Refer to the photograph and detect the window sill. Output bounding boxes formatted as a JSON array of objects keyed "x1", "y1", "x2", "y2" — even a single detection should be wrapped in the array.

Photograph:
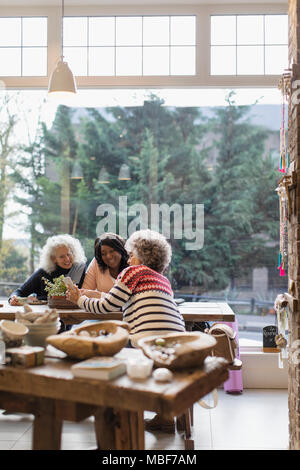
[{"x1": 239, "y1": 347, "x2": 288, "y2": 389}]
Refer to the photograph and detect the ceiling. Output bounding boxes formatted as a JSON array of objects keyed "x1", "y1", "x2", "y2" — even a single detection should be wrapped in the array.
[{"x1": 0, "y1": 0, "x2": 288, "y2": 6}]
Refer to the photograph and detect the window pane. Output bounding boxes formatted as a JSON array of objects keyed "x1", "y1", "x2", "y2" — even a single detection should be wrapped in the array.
[
  {"x1": 23, "y1": 17, "x2": 47, "y2": 46},
  {"x1": 22, "y1": 47, "x2": 47, "y2": 76},
  {"x1": 116, "y1": 46, "x2": 142, "y2": 75},
  {"x1": 237, "y1": 15, "x2": 264, "y2": 45},
  {"x1": 170, "y1": 46, "x2": 195, "y2": 75},
  {"x1": 63, "y1": 47, "x2": 87, "y2": 75},
  {"x1": 116, "y1": 17, "x2": 142, "y2": 46},
  {"x1": 0, "y1": 18, "x2": 21, "y2": 46},
  {"x1": 63, "y1": 17, "x2": 87, "y2": 47},
  {"x1": 265, "y1": 15, "x2": 288, "y2": 45},
  {"x1": 89, "y1": 47, "x2": 115, "y2": 75},
  {"x1": 211, "y1": 46, "x2": 236, "y2": 75},
  {"x1": 211, "y1": 16, "x2": 236, "y2": 45},
  {"x1": 170, "y1": 16, "x2": 195, "y2": 46},
  {"x1": 237, "y1": 46, "x2": 264, "y2": 74},
  {"x1": 143, "y1": 46, "x2": 169, "y2": 75},
  {"x1": 89, "y1": 17, "x2": 115, "y2": 46},
  {"x1": 265, "y1": 45, "x2": 288, "y2": 74},
  {"x1": 0, "y1": 48, "x2": 21, "y2": 75},
  {"x1": 143, "y1": 16, "x2": 169, "y2": 46}
]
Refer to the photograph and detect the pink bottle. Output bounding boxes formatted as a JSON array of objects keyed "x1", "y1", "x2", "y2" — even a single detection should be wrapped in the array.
[{"x1": 222, "y1": 320, "x2": 243, "y2": 393}]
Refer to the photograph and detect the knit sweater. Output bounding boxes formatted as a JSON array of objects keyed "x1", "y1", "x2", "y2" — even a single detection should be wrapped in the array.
[{"x1": 78, "y1": 264, "x2": 185, "y2": 346}]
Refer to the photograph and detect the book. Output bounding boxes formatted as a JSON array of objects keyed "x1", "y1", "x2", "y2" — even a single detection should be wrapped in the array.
[{"x1": 71, "y1": 356, "x2": 126, "y2": 380}]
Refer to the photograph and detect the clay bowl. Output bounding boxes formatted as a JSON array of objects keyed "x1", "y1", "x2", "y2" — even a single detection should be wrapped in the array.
[
  {"x1": 46, "y1": 320, "x2": 130, "y2": 360},
  {"x1": 138, "y1": 331, "x2": 217, "y2": 370},
  {"x1": 0, "y1": 320, "x2": 29, "y2": 347}
]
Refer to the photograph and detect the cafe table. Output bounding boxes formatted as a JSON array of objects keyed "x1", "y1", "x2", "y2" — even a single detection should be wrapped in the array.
[
  {"x1": 0, "y1": 347, "x2": 229, "y2": 450},
  {"x1": 0, "y1": 300, "x2": 235, "y2": 326}
]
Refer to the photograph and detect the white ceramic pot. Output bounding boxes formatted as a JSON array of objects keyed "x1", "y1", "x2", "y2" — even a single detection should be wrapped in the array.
[{"x1": 24, "y1": 321, "x2": 60, "y2": 347}]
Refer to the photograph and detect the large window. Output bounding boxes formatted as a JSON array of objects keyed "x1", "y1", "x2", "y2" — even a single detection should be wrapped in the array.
[
  {"x1": 0, "y1": 17, "x2": 47, "y2": 76},
  {"x1": 63, "y1": 15, "x2": 196, "y2": 76},
  {"x1": 211, "y1": 14, "x2": 288, "y2": 75},
  {"x1": 0, "y1": 88, "x2": 287, "y2": 347}
]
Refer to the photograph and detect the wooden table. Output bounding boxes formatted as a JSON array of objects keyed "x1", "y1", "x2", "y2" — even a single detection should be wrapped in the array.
[
  {"x1": 0, "y1": 348, "x2": 229, "y2": 450},
  {"x1": 0, "y1": 300, "x2": 235, "y2": 325}
]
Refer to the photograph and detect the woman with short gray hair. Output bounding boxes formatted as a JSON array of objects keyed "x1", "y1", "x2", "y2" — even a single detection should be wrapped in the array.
[
  {"x1": 67, "y1": 229, "x2": 185, "y2": 433},
  {"x1": 124, "y1": 229, "x2": 171, "y2": 274}
]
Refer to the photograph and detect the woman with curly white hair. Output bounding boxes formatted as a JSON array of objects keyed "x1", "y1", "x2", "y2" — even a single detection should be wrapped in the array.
[{"x1": 9, "y1": 234, "x2": 86, "y2": 305}]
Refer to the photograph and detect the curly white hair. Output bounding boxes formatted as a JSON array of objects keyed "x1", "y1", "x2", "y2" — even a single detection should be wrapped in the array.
[
  {"x1": 39, "y1": 234, "x2": 86, "y2": 273},
  {"x1": 125, "y1": 229, "x2": 172, "y2": 273}
]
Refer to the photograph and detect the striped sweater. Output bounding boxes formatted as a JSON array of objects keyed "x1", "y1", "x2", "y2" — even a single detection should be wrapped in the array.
[{"x1": 77, "y1": 264, "x2": 186, "y2": 346}]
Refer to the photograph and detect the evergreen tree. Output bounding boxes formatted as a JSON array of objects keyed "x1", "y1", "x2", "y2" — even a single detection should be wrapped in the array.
[{"x1": 209, "y1": 92, "x2": 278, "y2": 289}]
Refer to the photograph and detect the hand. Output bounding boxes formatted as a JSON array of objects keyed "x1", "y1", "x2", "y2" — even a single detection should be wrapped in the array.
[
  {"x1": 79, "y1": 289, "x2": 101, "y2": 299},
  {"x1": 9, "y1": 296, "x2": 22, "y2": 306},
  {"x1": 66, "y1": 284, "x2": 81, "y2": 304}
]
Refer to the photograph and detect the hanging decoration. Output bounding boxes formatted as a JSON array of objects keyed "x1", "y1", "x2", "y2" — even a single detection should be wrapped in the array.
[
  {"x1": 276, "y1": 70, "x2": 292, "y2": 277},
  {"x1": 274, "y1": 294, "x2": 288, "y2": 369},
  {"x1": 276, "y1": 185, "x2": 288, "y2": 277},
  {"x1": 278, "y1": 71, "x2": 291, "y2": 173}
]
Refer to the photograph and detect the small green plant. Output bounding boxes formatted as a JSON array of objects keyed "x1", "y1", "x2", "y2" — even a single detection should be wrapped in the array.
[{"x1": 42, "y1": 275, "x2": 67, "y2": 297}]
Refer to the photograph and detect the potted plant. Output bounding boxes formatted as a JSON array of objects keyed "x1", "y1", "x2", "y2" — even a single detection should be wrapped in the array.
[{"x1": 43, "y1": 275, "x2": 79, "y2": 309}]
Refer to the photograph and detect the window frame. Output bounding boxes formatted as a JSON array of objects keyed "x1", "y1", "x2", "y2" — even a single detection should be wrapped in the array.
[{"x1": 0, "y1": 3, "x2": 287, "y2": 89}]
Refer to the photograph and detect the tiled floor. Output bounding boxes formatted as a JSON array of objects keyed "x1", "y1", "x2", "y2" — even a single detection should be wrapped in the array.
[{"x1": 0, "y1": 389, "x2": 288, "y2": 450}]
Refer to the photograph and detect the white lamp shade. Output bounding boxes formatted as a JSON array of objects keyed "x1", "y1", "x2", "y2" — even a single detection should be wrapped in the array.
[
  {"x1": 71, "y1": 161, "x2": 83, "y2": 179},
  {"x1": 48, "y1": 59, "x2": 77, "y2": 99},
  {"x1": 118, "y1": 164, "x2": 131, "y2": 181},
  {"x1": 98, "y1": 166, "x2": 110, "y2": 184}
]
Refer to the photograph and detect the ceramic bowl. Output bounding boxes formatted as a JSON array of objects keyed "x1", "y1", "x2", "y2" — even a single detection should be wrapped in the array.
[
  {"x1": 138, "y1": 331, "x2": 217, "y2": 370},
  {"x1": 0, "y1": 320, "x2": 29, "y2": 347},
  {"x1": 24, "y1": 320, "x2": 60, "y2": 347},
  {"x1": 126, "y1": 357, "x2": 154, "y2": 379}
]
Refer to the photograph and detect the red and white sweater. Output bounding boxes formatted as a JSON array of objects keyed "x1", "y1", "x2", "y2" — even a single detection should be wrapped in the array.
[{"x1": 78, "y1": 265, "x2": 185, "y2": 346}]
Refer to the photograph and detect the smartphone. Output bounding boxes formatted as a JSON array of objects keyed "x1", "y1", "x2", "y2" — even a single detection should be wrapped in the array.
[{"x1": 63, "y1": 277, "x2": 74, "y2": 289}]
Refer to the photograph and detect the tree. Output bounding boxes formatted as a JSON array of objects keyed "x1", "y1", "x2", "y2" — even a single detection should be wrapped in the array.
[
  {"x1": 42, "y1": 105, "x2": 78, "y2": 234},
  {"x1": 0, "y1": 240, "x2": 28, "y2": 296},
  {"x1": 209, "y1": 92, "x2": 278, "y2": 289},
  {"x1": 0, "y1": 93, "x2": 21, "y2": 250}
]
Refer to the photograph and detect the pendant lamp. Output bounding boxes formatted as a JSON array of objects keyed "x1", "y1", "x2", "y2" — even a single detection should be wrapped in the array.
[
  {"x1": 98, "y1": 166, "x2": 110, "y2": 184},
  {"x1": 48, "y1": 0, "x2": 77, "y2": 99},
  {"x1": 71, "y1": 161, "x2": 83, "y2": 179},
  {"x1": 118, "y1": 163, "x2": 131, "y2": 181}
]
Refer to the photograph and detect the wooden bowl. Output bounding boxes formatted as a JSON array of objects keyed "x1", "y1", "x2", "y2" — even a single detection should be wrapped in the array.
[
  {"x1": 48, "y1": 295, "x2": 80, "y2": 309},
  {"x1": 138, "y1": 332, "x2": 216, "y2": 370},
  {"x1": 46, "y1": 320, "x2": 130, "y2": 359}
]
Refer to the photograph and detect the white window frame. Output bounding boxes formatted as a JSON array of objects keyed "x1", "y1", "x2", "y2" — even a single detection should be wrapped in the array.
[{"x1": 0, "y1": 3, "x2": 287, "y2": 90}]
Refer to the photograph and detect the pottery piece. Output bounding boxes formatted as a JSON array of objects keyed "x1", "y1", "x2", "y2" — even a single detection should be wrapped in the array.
[
  {"x1": 46, "y1": 320, "x2": 130, "y2": 359},
  {"x1": 0, "y1": 320, "x2": 29, "y2": 347},
  {"x1": 138, "y1": 332, "x2": 217, "y2": 370}
]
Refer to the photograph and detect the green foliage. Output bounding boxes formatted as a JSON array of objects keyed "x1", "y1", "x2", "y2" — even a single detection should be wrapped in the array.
[
  {"x1": 42, "y1": 275, "x2": 67, "y2": 297},
  {"x1": 0, "y1": 240, "x2": 28, "y2": 295}
]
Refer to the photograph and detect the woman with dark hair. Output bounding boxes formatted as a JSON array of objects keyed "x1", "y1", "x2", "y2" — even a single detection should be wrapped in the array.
[{"x1": 80, "y1": 232, "x2": 129, "y2": 298}]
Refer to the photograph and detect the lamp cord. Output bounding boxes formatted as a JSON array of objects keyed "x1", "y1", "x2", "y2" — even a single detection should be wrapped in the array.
[{"x1": 61, "y1": 0, "x2": 64, "y2": 59}]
